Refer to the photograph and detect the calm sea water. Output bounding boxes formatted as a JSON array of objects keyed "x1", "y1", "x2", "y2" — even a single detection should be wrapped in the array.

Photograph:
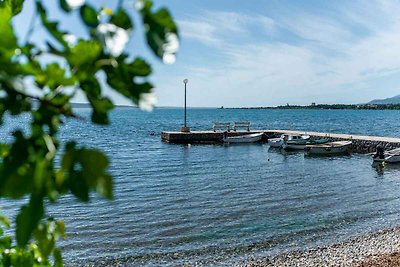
[{"x1": 2, "y1": 108, "x2": 400, "y2": 265}]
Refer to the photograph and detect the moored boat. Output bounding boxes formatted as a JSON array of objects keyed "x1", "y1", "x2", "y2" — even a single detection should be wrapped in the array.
[
  {"x1": 281, "y1": 134, "x2": 310, "y2": 150},
  {"x1": 373, "y1": 147, "x2": 400, "y2": 163},
  {"x1": 223, "y1": 132, "x2": 264, "y2": 143},
  {"x1": 305, "y1": 141, "x2": 352, "y2": 155},
  {"x1": 268, "y1": 134, "x2": 285, "y2": 148}
]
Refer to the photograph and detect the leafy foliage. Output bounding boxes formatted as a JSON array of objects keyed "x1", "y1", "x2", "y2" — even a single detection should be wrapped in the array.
[{"x1": 0, "y1": 0, "x2": 178, "y2": 266}]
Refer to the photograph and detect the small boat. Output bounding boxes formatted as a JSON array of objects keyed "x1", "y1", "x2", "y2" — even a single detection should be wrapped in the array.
[
  {"x1": 268, "y1": 134, "x2": 285, "y2": 148},
  {"x1": 269, "y1": 134, "x2": 310, "y2": 149},
  {"x1": 373, "y1": 147, "x2": 400, "y2": 163},
  {"x1": 305, "y1": 141, "x2": 352, "y2": 155},
  {"x1": 281, "y1": 134, "x2": 311, "y2": 150},
  {"x1": 223, "y1": 132, "x2": 264, "y2": 143}
]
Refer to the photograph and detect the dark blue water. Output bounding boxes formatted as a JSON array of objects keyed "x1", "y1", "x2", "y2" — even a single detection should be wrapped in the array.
[{"x1": 2, "y1": 108, "x2": 400, "y2": 265}]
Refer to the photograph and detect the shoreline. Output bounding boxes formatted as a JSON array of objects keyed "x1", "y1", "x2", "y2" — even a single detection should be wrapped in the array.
[
  {"x1": 78, "y1": 226, "x2": 400, "y2": 266},
  {"x1": 240, "y1": 226, "x2": 400, "y2": 267}
]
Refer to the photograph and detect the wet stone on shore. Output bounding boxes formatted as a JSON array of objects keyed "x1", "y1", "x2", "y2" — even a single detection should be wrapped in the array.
[
  {"x1": 239, "y1": 227, "x2": 400, "y2": 267},
  {"x1": 74, "y1": 227, "x2": 400, "y2": 266}
]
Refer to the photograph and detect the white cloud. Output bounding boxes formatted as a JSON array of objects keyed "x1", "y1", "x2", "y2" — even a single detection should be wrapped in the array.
[
  {"x1": 177, "y1": 20, "x2": 223, "y2": 47},
  {"x1": 178, "y1": 11, "x2": 276, "y2": 48},
  {"x1": 281, "y1": 15, "x2": 353, "y2": 47},
  {"x1": 157, "y1": 1, "x2": 400, "y2": 107}
]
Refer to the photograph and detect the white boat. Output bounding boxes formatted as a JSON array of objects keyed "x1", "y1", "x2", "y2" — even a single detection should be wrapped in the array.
[
  {"x1": 223, "y1": 132, "x2": 264, "y2": 143},
  {"x1": 268, "y1": 134, "x2": 285, "y2": 148},
  {"x1": 305, "y1": 141, "x2": 352, "y2": 155},
  {"x1": 281, "y1": 134, "x2": 310, "y2": 150},
  {"x1": 373, "y1": 147, "x2": 400, "y2": 163},
  {"x1": 269, "y1": 134, "x2": 310, "y2": 149}
]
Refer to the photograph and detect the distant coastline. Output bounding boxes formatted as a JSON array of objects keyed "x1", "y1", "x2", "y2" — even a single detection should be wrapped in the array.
[
  {"x1": 71, "y1": 103, "x2": 400, "y2": 110},
  {"x1": 71, "y1": 103, "x2": 135, "y2": 108},
  {"x1": 224, "y1": 104, "x2": 400, "y2": 110}
]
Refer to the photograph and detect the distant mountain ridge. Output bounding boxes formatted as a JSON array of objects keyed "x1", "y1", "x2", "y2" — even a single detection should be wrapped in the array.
[{"x1": 368, "y1": 95, "x2": 400, "y2": 104}]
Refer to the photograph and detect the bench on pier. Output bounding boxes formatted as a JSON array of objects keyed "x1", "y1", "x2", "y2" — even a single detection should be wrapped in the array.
[
  {"x1": 213, "y1": 122, "x2": 231, "y2": 132},
  {"x1": 233, "y1": 122, "x2": 250, "y2": 131}
]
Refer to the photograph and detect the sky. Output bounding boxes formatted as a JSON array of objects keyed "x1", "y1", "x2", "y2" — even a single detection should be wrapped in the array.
[{"x1": 12, "y1": 0, "x2": 400, "y2": 107}]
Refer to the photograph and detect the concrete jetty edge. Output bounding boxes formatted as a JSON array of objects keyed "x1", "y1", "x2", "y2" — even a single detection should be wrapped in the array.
[{"x1": 161, "y1": 130, "x2": 400, "y2": 153}]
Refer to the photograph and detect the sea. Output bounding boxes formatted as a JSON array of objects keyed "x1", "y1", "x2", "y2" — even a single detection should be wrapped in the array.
[{"x1": 2, "y1": 108, "x2": 400, "y2": 266}]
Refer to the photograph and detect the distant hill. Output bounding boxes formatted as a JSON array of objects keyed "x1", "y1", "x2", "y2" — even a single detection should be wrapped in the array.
[{"x1": 368, "y1": 95, "x2": 400, "y2": 104}]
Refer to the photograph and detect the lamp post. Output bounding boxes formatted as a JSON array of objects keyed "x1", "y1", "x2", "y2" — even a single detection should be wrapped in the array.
[{"x1": 181, "y1": 79, "x2": 190, "y2": 132}]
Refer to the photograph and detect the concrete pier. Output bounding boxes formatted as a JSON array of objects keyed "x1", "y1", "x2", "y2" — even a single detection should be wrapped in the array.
[{"x1": 161, "y1": 130, "x2": 400, "y2": 154}]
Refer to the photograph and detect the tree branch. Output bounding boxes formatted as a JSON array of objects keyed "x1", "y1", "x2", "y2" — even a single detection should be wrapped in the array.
[{"x1": 24, "y1": 10, "x2": 38, "y2": 44}]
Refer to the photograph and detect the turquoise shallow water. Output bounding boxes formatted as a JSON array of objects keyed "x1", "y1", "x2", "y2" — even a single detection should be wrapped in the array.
[{"x1": 2, "y1": 108, "x2": 400, "y2": 265}]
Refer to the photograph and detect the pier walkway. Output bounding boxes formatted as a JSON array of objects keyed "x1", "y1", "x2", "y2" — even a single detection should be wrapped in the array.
[{"x1": 161, "y1": 130, "x2": 400, "y2": 153}]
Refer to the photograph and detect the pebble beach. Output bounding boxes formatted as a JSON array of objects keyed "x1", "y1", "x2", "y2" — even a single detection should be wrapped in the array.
[
  {"x1": 241, "y1": 227, "x2": 400, "y2": 267},
  {"x1": 79, "y1": 226, "x2": 400, "y2": 266}
]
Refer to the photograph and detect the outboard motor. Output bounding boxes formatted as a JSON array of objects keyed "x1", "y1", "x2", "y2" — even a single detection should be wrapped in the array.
[
  {"x1": 373, "y1": 145, "x2": 385, "y2": 159},
  {"x1": 223, "y1": 131, "x2": 228, "y2": 141}
]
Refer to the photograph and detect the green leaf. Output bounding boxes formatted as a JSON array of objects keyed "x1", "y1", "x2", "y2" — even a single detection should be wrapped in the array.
[
  {"x1": 59, "y1": 0, "x2": 71, "y2": 12},
  {"x1": 110, "y1": 8, "x2": 133, "y2": 30},
  {"x1": 152, "y1": 8, "x2": 178, "y2": 32},
  {"x1": 35, "y1": 63, "x2": 75, "y2": 90},
  {"x1": 140, "y1": 2, "x2": 179, "y2": 60},
  {"x1": 67, "y1": 40, "x2": 101, "y2": 68},
  {"x1": 60, "y1": 143, "x2": 89, "y2": 201},
  {"x1": 80, "y1": 4, "x2": 99, "y2": 28},
  {"x1": 9, "y1": 247, "x2": 35, "y2": 266},
  {"x1": 66, "y1": 39, "x2": 102, "y2": 81},
  {"x1": 104, "y1": 57, "x2": 153, "y2": 104},
  {"x1": 0, "y1": 215, "x2": 10, "y2": 228},
  {"x1": 0, "y1": 143, "x2": 10, "y2": 158},
  {"x1": 0, "y1": 235, "x2": 12, "y2": 249},
  {"x1": 9, "y1": 0, "x2": 24, "y2": 15},
  {"x1": 0, "y1": 2, "x2": 17, "y2": 50},
  {"x1": 32, "y1": 102, "x2": 68, "y2": 135},
  {"x1": 16, "y1": 196, "x2": 44, "y2": 247},
  {"x1": 33, "y1": 219, "x2": 65, "y2": 261},
  {"x1": 61, "y1": 143, "x2": 113, "y2": 201},
  {"x1": 0, "y1": 0, "x2": 25, "y2": 16},
  {"x1": 0, "y1": 88, "x2": 32, "y2": 116},
  {"x1": 0, "y1": 131, "x2": 33, "y2": 198},
  {"x1": 0, "y1": 0, "x2": 179, "y2": 263},
  {"x1": 78, "y1": 149, "x2": 112, "y2": 199},
  {"x1": 127, "y1": 58, "x2": 152, "y2": 77},
  {"x1": 70, "y1": 169, "x2": 90, "y2": 201},
  {"x1": 53, "y1": 248, "x2": 63, "y2": 267},
  {"x1": 81, "y1": 79, "x2": 114, "y2": 125},
  {"x1": 89, "y1": 97, "x2": 114, "y2": 125}
]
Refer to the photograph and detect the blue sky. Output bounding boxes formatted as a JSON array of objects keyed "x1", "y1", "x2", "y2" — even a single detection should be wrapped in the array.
[{"x1": 13, "y1": 0, "x2": 400, "y2": 107}]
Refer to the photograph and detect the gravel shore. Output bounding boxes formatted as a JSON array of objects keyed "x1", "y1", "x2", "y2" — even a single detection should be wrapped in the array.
[
  {"x1": 240, "y1": 227, "x2": 400, "y2": 267},
  {"x1": 78, "y1": 227, "x2": 400, "y2": 266}
]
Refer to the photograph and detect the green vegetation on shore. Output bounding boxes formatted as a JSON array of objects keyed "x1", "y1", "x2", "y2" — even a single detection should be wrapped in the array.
[{"x1": 0, "y1": 0, "x2": 178, "y2": 266}]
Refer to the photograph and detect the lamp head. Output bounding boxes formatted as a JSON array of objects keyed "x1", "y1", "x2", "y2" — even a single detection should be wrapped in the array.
[{"x1": 183, "y1": 79, "x2": 188, "y2": 84}]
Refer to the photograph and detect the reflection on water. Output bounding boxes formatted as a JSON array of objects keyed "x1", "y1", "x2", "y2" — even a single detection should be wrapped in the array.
[{"x1": 373, "y1": 160, "x2": 400, "y2": 176}]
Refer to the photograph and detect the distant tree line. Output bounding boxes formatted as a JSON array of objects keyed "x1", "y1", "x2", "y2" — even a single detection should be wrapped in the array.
[{"x1": 229, "y1": 104, "x2": 400, "y2": 110}]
